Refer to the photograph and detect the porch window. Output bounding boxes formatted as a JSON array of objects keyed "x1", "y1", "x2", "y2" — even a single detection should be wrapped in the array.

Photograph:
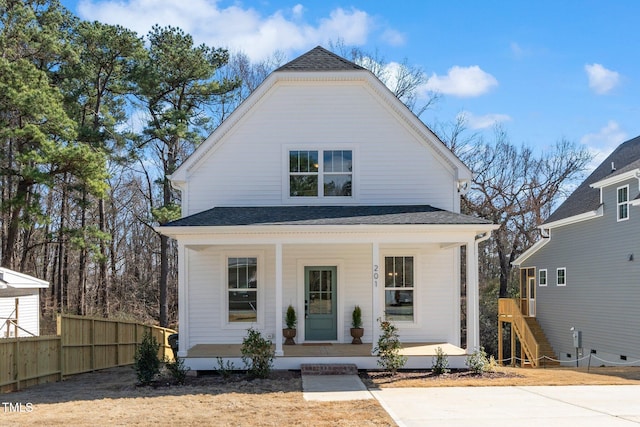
[
  {"x1": 289, "y1": 150, "x2": 352, "y2": 197},
  {"x1": 617, "y1": 185, "x2": 629, "y2": 221},
  {"x1": 539, "y1": 269, "x2": 547, "y2": 286},
  {"x1": 384, "y1": 256, "x2": 414, "y2": 322},
  {"x1": 556, "y1": 267, "x2": 566, "y2": 286},
  {"x1": 228, "y1": 257, "x2": 257, "y2": 322}
]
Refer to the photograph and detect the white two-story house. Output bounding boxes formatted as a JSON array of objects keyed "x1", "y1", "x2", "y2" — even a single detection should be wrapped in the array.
[{"x1": 158, "y1": 46, "x2": 496, "y2": 370}]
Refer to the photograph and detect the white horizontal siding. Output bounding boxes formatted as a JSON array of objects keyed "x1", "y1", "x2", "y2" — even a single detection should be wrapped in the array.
[
  {"x1": 185, "y1": 243, "x2": 460, "y2": 347},
  {"x1": 186, "y1": 81, "x2": 457, "y2": 214},
  {"x1": 0, "y1": 293, "x2": 40, "y2": 337}
]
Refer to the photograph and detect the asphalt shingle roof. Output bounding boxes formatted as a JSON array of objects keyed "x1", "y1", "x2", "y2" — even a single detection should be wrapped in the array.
[
  {"x1": 545, "y1": 135, "x2": 640, "y2": 224},
  {"x1": 275, "y1": 46, "x2": 366, "y2": 72},
  {"x1": 165, "y1": 205, "x2": 492, "y2": 227}
]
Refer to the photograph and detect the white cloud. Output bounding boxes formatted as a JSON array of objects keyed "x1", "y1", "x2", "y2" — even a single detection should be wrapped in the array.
[
  {"x1": 584, "y1": 63, "x2": 620, "y2": 95},
  {"x1": 380, "y1": 29, "x2": 405, "y2": 46},
  {"x1": 76, "y1": 1, "x2": 380, "y2": 61},
  {"x1": 425, "y1": 65, "x2": 498, "y2": 97},
  {"x1": 580, "y1": 120, "x2": 627, "y2": 169},
  {"x1": 457, "y1": 111, "x2": 511, "y2": 130}
]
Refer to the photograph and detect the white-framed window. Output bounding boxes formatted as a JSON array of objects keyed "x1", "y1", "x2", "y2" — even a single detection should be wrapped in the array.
[
  {"x1": 384, "y1": 256, "x2": 414, "y2": 322},
  {"x1": 556, "y1": 267, "x2": 566, "y2": 286},
  {"x1": 539, "y1": 269, "x2": 547, "y2": 286},
  {"x1": 289, "y1": 149, "x2": 352, "y2": 198},
  {"x1": 617, "y1": 185, "x2": 629, "y2": 221},
  {"x1": 227, "y1": 256, "x2": 258, "y2": 323}
]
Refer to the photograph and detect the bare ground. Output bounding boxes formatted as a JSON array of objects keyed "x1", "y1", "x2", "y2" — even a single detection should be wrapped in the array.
[
  {"x1": 3, "y1": 365, "x2": 640, "y2": 426},
  {"x1": 1, "y1": 367, "x2": 393, "y2": 427}
]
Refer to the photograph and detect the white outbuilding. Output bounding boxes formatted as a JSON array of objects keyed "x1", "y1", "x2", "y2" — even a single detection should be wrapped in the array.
[{"x1": 0, "y1": 267, "x2": 49, "y2": 337}]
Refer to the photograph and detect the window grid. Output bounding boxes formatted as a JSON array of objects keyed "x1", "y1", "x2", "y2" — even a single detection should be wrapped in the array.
[
  {"x1": 556, "y1": 267, "x2": 566, "y2": 286},
  {"x1": 617, "y1": 185, "x2": 629, "y2": 221},
  {"x1": 384, "y1": 256, "x2": 414, "y2": 322},
  {"x1": 289, "y1": 149, "x2": 352, "y2": 197},
  {"x1": 228, "y1": 257, "x2": 258, "y2": 323},
  {"x1": 539, "y1": 269, "x2": 547, "y2": 286}
]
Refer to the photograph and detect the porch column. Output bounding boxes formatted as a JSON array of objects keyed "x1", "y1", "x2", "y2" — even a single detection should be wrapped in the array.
[
  {"x1": 177, "y1": 242, "x2": 188, "y2": 357},
  {"x1": 466, "y1": 239, "x2": 480, "y2": 351},
  {"x1": 371, "y1": 242, "x2": 380, "y2": 354},
  {"x1": 275, "y1": 243, "x2": 283, "y2": 356}
]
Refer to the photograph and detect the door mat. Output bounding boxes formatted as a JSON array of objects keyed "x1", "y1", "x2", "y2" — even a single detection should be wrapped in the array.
[{"x1": 302, "y1": 343, "x2": 332, "y2": 346}]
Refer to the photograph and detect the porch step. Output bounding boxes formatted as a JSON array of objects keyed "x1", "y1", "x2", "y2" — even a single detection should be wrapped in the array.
[{"x1": 301, "y1": 363, "x2": 358, "y2": 375}]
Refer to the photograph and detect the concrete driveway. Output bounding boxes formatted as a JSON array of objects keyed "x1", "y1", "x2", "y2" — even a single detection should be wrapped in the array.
[{"x1": 371, "y1": 385, "x2": 640, "y2": 426}]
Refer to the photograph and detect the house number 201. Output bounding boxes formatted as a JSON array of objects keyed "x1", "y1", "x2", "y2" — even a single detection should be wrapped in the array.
[{"x1": 373, "y1": 264, "x2": 379, "y2": 287}]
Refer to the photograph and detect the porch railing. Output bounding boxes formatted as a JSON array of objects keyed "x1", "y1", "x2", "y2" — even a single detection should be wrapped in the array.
[{"x1": 498, "y1": 298, "x2": 540, "y2": 367}]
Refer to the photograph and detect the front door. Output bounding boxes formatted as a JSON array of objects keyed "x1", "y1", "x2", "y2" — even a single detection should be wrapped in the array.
[{"x1": 304, "y1": 266, "x2": 337, "y2": 341}]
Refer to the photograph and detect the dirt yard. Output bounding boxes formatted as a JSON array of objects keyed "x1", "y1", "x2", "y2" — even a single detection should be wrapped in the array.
[
  {"x1": 2, "y1": 365, "x2": 640, "y2": 426},
  {"x1": 1, "y1": 367, "x2": 393, "y2": 426}
]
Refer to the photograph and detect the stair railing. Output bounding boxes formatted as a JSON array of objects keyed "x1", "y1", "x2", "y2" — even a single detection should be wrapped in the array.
[{"x1": 498, "y1": 298, "x2": 540, "y2": 367}]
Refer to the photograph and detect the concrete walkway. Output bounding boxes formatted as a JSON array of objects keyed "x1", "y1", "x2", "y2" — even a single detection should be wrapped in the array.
[
  {"x1": 300, "y1": 376, "x2": 640, "y2": 425},
  {"x1": 371, "y1": 385, "x2": 640, "y2": 426},
  {"x1": 302, "y1": 374, "x2": 373, "y2": 401}
]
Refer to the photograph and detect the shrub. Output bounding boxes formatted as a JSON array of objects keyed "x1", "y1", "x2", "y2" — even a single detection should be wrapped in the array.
[
  {"x1": 466, "y1": 347, "x2": 492, "y2": 374},
  {"x1": 215, "y1": 357, "x2": 236, "y2": 379},
  {"x1": 241, "y1": 327, "x2": 275, "y2": 379},
  {"x1": 165, "y1": 357, "x2": 190, "y2": 385},
  {"x1": 432, "y1": 346, "x2": 450, "y2": 375},
  {"x1": 373, "y1": 319, "x2": 407, "y2": 374},
  {"x1": 134, "y1": 331, "x2": 160, "y2": 385},
  {"x1": 285, "y1": 305, "x2": 297, "y2": 329},
  {"x1": 351, "y1": 305, "x2": 363, "y2": 329}
]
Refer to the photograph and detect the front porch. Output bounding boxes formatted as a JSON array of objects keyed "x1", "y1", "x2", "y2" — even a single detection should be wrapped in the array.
[{"x1": 186, "y1": 342, "x2": 469, "y2": 370}]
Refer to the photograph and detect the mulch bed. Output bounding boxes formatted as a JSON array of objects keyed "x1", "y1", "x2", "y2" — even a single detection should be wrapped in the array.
[{"x1": 360, "y1": 368, "x2": 521, "y2": 387}]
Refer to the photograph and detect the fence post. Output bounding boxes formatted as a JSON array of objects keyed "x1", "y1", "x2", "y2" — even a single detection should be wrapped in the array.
[{"x1": 14, "y1": 337, "x2": 20, "y2": 391}]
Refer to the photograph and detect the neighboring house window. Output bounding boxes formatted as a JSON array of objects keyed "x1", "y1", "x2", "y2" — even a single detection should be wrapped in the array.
[
  {"x1": 539, "y1": 269, "x2": 547, "y2": 286},
  {"x1": 617, "y1": 185, "x2": 629, "y2": 221},
  {"x1": 289, "y1": 150, "x2": 352, "y2": 197},
  {"x1": 228, "y1": 257, "x2": 257, "y2": 322},
  {"x1": 556, "y1": 268, "x2": 566, "y2": 286},
  {"x1": 384, "y1": 256, "x2": 414, "y2": 322}
]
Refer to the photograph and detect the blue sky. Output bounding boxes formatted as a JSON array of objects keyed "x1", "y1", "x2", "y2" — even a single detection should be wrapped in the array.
[{"x1": 61, "y1": 0, "x2": 640, "y2": 166}]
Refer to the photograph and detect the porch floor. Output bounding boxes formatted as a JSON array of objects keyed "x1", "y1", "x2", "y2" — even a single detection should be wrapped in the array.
[{"x1": 186, "y1": 342, "x2": 466, "y2": 358}]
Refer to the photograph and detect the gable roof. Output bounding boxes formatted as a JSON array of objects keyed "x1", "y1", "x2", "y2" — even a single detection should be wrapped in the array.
[
  {"x1": 169, "y1": 46, "x2": 472, "y2": 185},
  {"x1": 545, "y1": 135, "x2": 640, "y2": 224},
  {"x1": 0, "y1": 267, "x2": 49, "y2": 290},
  {"x1": 275, "y1": 46, "x2": 366, "y2": 72},
  {"x1": 165, "y1": 205, "x2": 492, "y2": 227}
]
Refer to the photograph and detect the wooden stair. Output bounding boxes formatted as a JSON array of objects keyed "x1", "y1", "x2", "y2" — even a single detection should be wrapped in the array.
[
  {"x1": 498, "y1": 298, "x2": 559, "y2": 367},
  {"x1": 522, "y1": 317, "x2": 559, "y2": 367}
]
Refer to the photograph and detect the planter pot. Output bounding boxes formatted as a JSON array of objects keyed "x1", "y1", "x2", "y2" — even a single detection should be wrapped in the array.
[
  {"x1": 350, "y1": 327, "x2": 364, "y2": 344},
  {"x1": 283, "y1": 328, "x2": 296, "y2": 345}
]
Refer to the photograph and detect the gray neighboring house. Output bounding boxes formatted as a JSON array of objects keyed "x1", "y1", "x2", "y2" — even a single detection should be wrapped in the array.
[{"x1": 512, "y1": 135, "x2": 640, "y2": 366}]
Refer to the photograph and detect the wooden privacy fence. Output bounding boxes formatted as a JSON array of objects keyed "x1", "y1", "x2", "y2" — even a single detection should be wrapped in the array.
[{"x1": 0, "y1": 314, "x2": 176, "y2": 393}]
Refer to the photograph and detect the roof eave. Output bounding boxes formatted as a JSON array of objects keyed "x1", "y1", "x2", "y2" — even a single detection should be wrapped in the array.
[
  {"x1": 156, "y1": 223, "x2": 498, "y2": 240},
  {"x1": 590, "y1": 169, "x2": 640, "y2": 189},
  {"x1": 541, "y1": 204, "x2": 603, "y2": 230}
]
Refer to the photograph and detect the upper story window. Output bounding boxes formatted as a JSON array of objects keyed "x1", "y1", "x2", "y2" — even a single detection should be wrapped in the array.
[
  {"x1": 556, "y1": 267, "x2": 566, "y2": 286},
  {"x1": 289, "y1": 150, "x2": 352, "y2": 197},
  {"x1": 539, "y1": 269, "x2": 547, "y2": 286},
  {"x1": 617, "y1": 185, "x2": 629, "y2": 221}
]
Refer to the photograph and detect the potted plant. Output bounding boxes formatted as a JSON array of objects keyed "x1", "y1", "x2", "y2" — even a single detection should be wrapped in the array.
[
  {"x1": 350, "y1": 305, "x2": 364, "y2": 344},
  {"x1": 283, "y1": 305, "x2": 297, "y2": 345}
]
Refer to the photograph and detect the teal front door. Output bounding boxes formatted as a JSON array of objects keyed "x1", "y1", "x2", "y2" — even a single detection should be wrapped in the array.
[{"x1": 304, "y1": 266, "x2": 337, "y2": 341}]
